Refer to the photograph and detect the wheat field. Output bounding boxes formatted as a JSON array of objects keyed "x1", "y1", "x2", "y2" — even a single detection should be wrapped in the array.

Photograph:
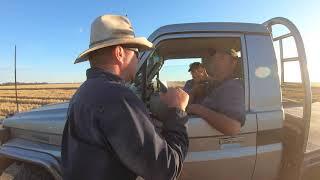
[
  {"x1": 0, "y1": 82, "x2": 319, "y2": 120},
  {"x1": 0, "y1": 83, "x2": 80, "y2": 119}
]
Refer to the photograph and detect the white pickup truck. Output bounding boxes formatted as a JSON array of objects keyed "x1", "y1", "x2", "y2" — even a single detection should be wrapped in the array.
[{"x1": 0, "y1": 17, "x2": 318, "y2": 180}]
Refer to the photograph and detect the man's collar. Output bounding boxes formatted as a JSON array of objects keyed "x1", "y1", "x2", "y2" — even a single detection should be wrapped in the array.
[{"x1": 86, "y1": 67, "x2": 123, "y2": 82}]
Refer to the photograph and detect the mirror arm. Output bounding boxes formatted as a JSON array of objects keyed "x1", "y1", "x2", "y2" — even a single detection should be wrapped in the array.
[{"x1": 141, "y1": 60, "x2": 147, "y2": 103}]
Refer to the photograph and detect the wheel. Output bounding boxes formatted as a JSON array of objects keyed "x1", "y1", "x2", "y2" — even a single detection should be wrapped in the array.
[{"x1": 0, "y1": 162, "x2": 54, "y2": 180}]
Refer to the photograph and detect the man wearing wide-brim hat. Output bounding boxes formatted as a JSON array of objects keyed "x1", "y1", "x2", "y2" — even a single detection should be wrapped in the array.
[{"x1": 61, "y1": 14, "x2": 190, "y2": 180}]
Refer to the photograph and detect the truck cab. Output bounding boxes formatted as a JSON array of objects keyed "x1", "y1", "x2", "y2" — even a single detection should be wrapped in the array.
[{"x1": 0, "y1": 17, "x2": 316, "y2": 180}]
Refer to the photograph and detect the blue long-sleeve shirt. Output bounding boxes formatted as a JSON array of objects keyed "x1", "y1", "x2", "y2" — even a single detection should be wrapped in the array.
[{"x1": 61, "y1": 68, "x2": 189, "y2": 180}]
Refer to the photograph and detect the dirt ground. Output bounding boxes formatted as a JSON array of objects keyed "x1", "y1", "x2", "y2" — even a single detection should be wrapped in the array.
[
  {"x1": 285, "y1": 102, "x2": 320, "y2": 152},
  {"x1": 307, "y1": 103, "x2": 320, "y2": 152}
]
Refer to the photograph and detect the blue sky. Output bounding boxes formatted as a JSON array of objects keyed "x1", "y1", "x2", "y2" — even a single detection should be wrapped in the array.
[{"x1": 0, "y1": 0, "x2": 319, "y2": 83}]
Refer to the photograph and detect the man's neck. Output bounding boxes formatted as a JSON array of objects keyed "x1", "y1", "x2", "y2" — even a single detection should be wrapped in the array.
[{"x1": 92, "y1": 65, "x2": 121, "y2": 78}]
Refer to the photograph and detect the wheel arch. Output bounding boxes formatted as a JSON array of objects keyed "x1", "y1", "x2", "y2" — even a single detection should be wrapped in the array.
[{"x1": 0, "y1": 145, "x2": 62, "y2": 180}]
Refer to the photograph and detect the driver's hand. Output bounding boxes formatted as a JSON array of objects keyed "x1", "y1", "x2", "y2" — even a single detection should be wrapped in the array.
[
  {"x1": 160, "y1": 88, "x2": 189, "y2": 111},
  {"x1": 199, "y1": 70, "x2": 209, "y2": 81}
]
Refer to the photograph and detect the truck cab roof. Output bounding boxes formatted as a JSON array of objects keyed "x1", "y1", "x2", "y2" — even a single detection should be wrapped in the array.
[{"x1": 148, "y1": 22, "x2": 270, "y2": 42}]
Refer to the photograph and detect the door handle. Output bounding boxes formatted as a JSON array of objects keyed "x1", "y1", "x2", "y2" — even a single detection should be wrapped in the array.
[{"x1": 219, "y1": 137, "x2": 244, "y2": 145}]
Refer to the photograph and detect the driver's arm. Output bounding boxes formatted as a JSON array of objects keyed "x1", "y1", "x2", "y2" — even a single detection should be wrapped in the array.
[
  {"x1": 187, "y1": 80, "x2": 245, "y2": 136},
  {"x1": 187, "y1": 104, "x2": 241, "y2": 136}
]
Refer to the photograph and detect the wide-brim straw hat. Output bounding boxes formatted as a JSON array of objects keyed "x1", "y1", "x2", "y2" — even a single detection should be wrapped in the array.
[{"x1": 74, "y1": 14, "x2": 153, "y2": 64}]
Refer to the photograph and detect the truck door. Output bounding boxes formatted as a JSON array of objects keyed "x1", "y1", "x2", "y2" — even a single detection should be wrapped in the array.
[
  {"x1": 263, "y1": 17, "x2": 312, "y2": 180},
  {"x1": 140, "y1": 33, "x2": 257, "y2": 180},
  {"x1": 180, "y1": 36, "x2": 257, "y2": 180}
]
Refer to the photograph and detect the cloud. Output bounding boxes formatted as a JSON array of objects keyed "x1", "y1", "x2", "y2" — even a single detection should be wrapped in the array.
[{"x1": 79, "y1": 27, "x2": 84, "y2": 33}]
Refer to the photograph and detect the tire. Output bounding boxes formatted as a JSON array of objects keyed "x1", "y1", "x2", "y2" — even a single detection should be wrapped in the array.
[{"x1": 0, "y1": 162, "x2": 54, "y2": 180}]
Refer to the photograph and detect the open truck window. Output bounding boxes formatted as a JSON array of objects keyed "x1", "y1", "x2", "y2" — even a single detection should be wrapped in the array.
[{"x1": 148, "y1": 37, "x2": 244, "y2": 94}]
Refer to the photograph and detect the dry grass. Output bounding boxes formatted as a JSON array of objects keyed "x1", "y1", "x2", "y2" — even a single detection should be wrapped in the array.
[
  {"x1": 0, "y1": 102, "x2": 42, "y2": 117},
  {"x1": 0, "y1": 83, "x2": 80, "y2": 90},
  {"x1": 0, "y1": 89, "x2": 76, "y2": 100},
  {"x1": 312, "y1": 82, "x2": 320, "y2": 87},
  {"x1": 282, "y1": 83, "x2": 320, "y2": 104},
  {"x1": 0, "y1": 83, "x2": 80, "y2": 119},
  {"x1": 167, "y1": 81, "x2": 185, "y2": 88}
]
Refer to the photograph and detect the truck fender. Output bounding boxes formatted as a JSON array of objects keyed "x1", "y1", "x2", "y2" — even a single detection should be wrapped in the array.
[{"x1": 0, "y1": 145, "x2": 62, "y2": 180}]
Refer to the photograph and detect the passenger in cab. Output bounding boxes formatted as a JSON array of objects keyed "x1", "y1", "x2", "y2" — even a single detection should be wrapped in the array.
[
  {"x1": 183, "y1": 62, "x2": 209, "y2": 104},
  {"x1": 187, "y1": 49, "x2": 245, "y2": 136}
]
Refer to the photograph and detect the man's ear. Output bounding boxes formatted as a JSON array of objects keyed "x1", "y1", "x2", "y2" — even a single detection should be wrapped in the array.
[{"x1": 113, "y1": 45, "x2": 125, "y2": 66}]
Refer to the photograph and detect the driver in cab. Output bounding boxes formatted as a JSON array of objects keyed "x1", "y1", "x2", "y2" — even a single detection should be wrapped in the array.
[{"x1": 186, "y1": 49, "x2": 245, "y2": 136}]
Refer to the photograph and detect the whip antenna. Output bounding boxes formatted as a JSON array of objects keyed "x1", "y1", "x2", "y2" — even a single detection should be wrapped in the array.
[{"x1": 14, "y1": 45, "x2": 19, "y2": 112}]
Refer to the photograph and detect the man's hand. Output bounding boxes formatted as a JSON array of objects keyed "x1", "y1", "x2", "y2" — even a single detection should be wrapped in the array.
[
  {"x1": 160, "y1": 88, "x2": 189, "y2": 111},
  {"x1": 200, "y1": 70, "x2": 209, "y2": 81}
]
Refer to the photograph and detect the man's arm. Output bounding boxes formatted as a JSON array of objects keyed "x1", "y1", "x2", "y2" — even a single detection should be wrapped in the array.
[
  {"x1": 98, "y1": 88, "x2": 188, "y2": 180},
  {"x1": 188, "y1": 80, "x2": 245, "y2": 136},
  {"x1": 187, "y1": 104, "x2": 241, "y2": 136}
]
